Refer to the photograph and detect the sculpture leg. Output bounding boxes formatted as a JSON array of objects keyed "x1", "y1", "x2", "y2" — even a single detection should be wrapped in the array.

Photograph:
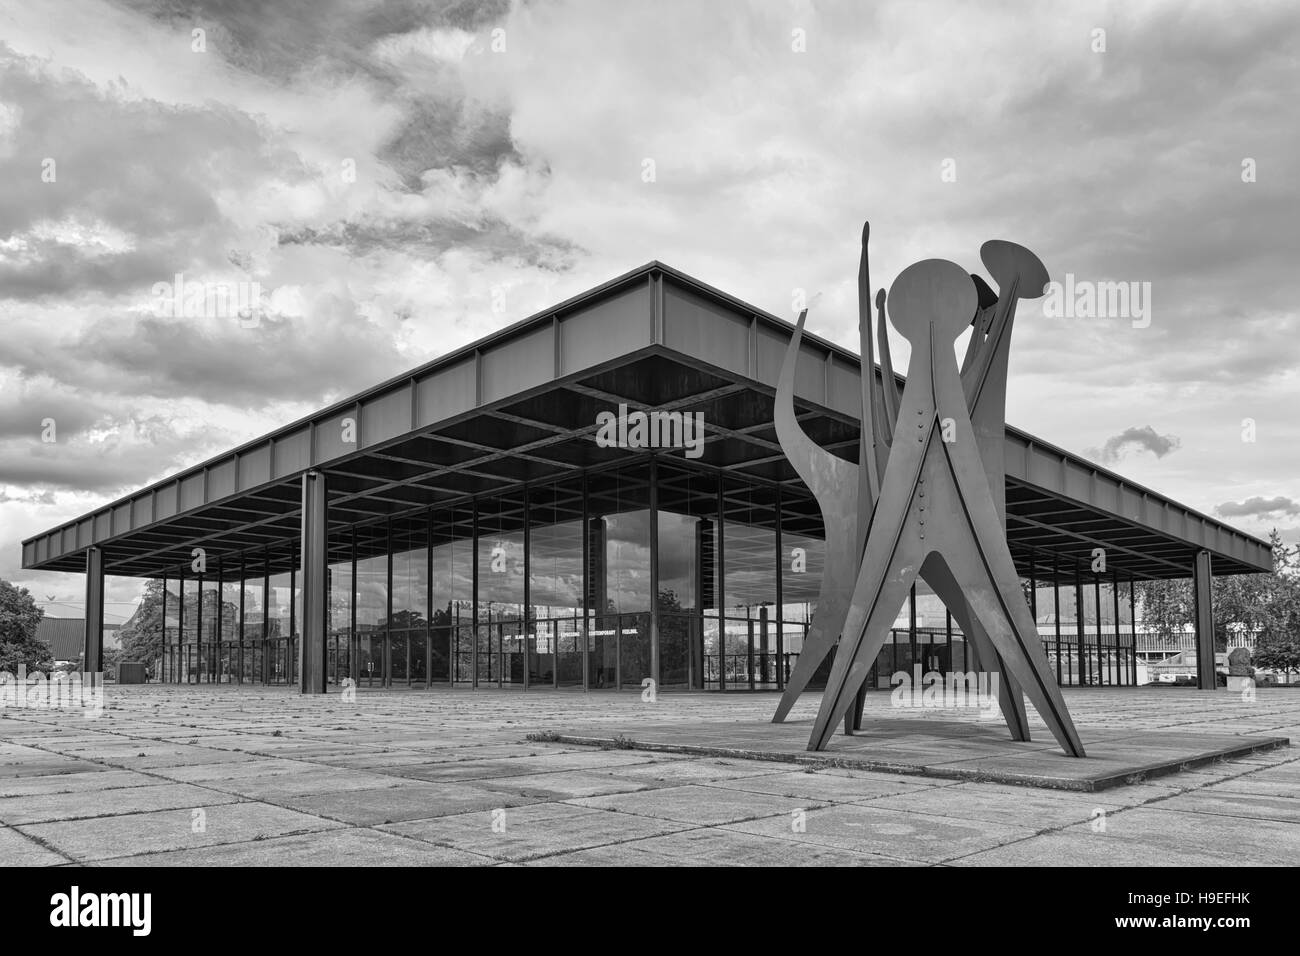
[
  {"x1": 772, "y1": 585, "x2": 851, "y2": 723},
  {"x1": 842, "y1": 681, "x2": 869, "y2": 735},
  {"x1": 922, "y1": 554, "x2": 1029, "y2": 741},
  {"x1": 809, "y1": 557, "x2": 922, "y2": 751},
  {"x1": 963, "y1": 618, "x2": 1030, "y2": 741},
  {"x1": 931, "y1": 542, "x2": 1085, "y2": 757}
]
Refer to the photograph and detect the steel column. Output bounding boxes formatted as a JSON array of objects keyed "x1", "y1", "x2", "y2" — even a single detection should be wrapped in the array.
[
  {"x1": 471, "y1": 499, "x2": 479, "y2": 689},
  {"x1": 84, "y1": 547, "x2": 104, "y2": 682},
  {"x1": 161, "y1": 573, "x2": 169, "y2": 683},
  {"x1": 1053, "y1": 555, "x2": 1061, "y2": 685},
  {"x1": 523, "y1": 487, "x2": 531, "y2": 692},
  {"x1": 581, "y1": 472, "x2": 589, "y2": 693},
  {"x1": 1194, "y1": 550, "x2": 1216, "y2": 690},
  {"x1": 1112, "y1": 569, "x2": 1122, "y2": 686},
  {"x1": 215, "y1": 559, "x2": 224, "y2": 684},
  {"x1": 1129, "y1": 579, "x2": 1138, "y2": 686},
  {"x1": 717, "y1": 477, "x2": 727, "y2": 692},
  {"x1": 1093, "y1": 575, "x2": 1103, "y2": 685},
  {"x1": 299, "y1": 470, "x2": 329, "y2": 693},
  {"x1": 1074, "y1": 563, "x2": 1086, "y2": 685},
  {"x1": 648, "y1": 457, "x2": 660, "y2": 689},
  {"x1": 774, "y1": 484, "x2": 784, "y2": 691}
]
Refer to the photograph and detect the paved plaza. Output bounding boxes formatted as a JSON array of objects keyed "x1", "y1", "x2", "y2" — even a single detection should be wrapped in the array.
[{"x1": 0, "y1": 685, "x2": 1296, "y2": 866}]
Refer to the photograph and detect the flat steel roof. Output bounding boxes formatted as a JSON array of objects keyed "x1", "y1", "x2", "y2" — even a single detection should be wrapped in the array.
[{"x1": 21, "y1": 261, "x2": 1273, "y2": 580}]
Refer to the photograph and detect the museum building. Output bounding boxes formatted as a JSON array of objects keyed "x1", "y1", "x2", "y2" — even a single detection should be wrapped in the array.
[{"x1": 20, "y1": 262, "x2": 1272, "y2": 694}]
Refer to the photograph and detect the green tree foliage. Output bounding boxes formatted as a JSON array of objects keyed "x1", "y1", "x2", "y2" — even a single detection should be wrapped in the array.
[
  {"x1": 1134, "y1": 530, "x2": 1300, "y2": 655},
  {"x1": 117, "y1": 578, "x2": 167, "y2": 665},
  {"x1": 1254, "y1": 636, "x2": 1300, "y2": 680},
  {"x1": 0, "y1": 578, "x2": 54, "y2": 673}
]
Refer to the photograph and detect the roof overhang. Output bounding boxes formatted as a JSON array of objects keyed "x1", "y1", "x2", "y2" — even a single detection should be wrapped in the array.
[{"x1": 22, "y1": 262, "x2": 1273, "y2": 581}]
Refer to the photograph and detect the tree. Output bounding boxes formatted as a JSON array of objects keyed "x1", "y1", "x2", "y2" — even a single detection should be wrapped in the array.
[
  {"x1": 117, "y1": 578, "x2": 167, "y2": 670},
  {"x1": 1134, "y1": 530, "x2": 1300, "y2": 652},
  {"x1": 1133, "y1": 578, "x2": 1192, "y2": 644},
  {"x1": 0, "y1": 579, "x2": 54, "y2": 673},
  {"x1": 1254, "y1": 636, "x2": 1300, "y2": 681}
]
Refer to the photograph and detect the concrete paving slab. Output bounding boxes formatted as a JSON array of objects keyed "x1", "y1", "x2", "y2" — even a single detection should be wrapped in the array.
[
  {"x1": 725, "y1": 803, "x2": 1037, "y2": 863},
  {"x1": 1152, "y1": 790, "x2": 1300, "y2": 824},
  {"x1": 95, "y1": 827, "x2": 493, "y2": 866},
  {"x1": 569, "y1": 784, "x2": 817, "y2": 826},
  {"x1": 0, "y1": 825, "x2": 71, "y2": 865},
  {"x1": 699, "y1": 769, "x2": 942, "y2": 803},
  {"x1": 382, "y1": 803, "x2": 692, "y2": 862},
  {"x1": 2, "y1": 685, "x2": 1296, "y2": 866},
  {"x1": 0, "y1": 782, "x2": 244, "y2": 825},
  {"x1": 585, "y1": 825, "x2": 919, "y2": 867},
  {"x1": 285, "y1": 781, "x2": 546, "y2": 826},
  {"x1": 18, "y1": 802, "x2": 343, "y2": 862},
  {"x1": 0, "y1": 769, "x2": 160, "y2": 798}
]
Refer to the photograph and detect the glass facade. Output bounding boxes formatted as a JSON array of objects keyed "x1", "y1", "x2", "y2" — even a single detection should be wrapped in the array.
[{"x1": 152, "y1": 464, "x2": 1138, "y2": 693}]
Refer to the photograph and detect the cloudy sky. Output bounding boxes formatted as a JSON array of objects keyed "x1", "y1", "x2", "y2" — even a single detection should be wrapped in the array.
[{"x1": 1, "y1": 0, "x2": 1297, "y2": 614}]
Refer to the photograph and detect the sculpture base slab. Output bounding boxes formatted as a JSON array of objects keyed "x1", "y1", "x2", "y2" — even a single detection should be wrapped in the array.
[{"x1": 543, "y1": 721, "x2": 1288, "y2": 792}]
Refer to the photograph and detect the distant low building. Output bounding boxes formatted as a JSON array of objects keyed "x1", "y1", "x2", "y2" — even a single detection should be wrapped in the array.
[{"x1": 35, "y1": 618, "x2": 120, "y2": 665}]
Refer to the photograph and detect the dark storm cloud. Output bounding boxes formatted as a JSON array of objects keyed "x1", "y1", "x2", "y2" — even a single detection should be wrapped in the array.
[
  {"x1": 1215, "y1": 496, "x2": 1300, "y2": 519},
  {"x1": 0, "y1": 388, "x2": 109, "y2": 440},
  {"x1": 1088, "y1": 425, "x2": 1182, "y2": 464},
  {"x1": 380, "y1": 95, "x2": 523, "y2": 192},
  {"x1": 113, "y1": 0, "x2": 511, "y2": 82},
  {"x1": 66, "y1": 305, "x2": 410, "y2": 407},
  {"x1": 0, "y1": 415, "x2": 227, "y2": 492},
  {"x1": 0, "y1": 51, "x2": 302, "y2": 301},
  {"x1": 276, "y1": 216, "x2": 581, "y2": 269}
]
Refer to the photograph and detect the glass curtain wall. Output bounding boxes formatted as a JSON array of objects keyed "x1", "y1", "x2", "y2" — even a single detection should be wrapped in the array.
[
  {"x1": 355, "y1": 523, "x2": 388, "y2": 687},
  {"x1": 432, "y1": 502, "x2": 474, "y2": 684},
  {"x1": 477, "y1": 490, "x2": 527, "y2": 686},
  {"x1": 656, "y1": 466, "x2": 717, "y2": 689},
  {"x1": 181, "y1": 576, "x2": 199, "y2": 683},
  {"x1": 587, "y1": 469, "x2": 653, "y2": 688},
  {"x1": 391, "y1": 513, "x2": 430, "y2": 688},
  {"x1": 328, "y1": 529, "x2": 353, "y2": 686},
  {"x1": 242, "y1": 572, "x2": 265, "y2": 684},
  {"x1": 528, "y1": 482, "x2": 586, "y2": 687},
  {"x1": 722, "y1": 478, "x2": 778, "y2": 690},
  {"x1": 218, "y1": 567, "x2": 240, "y2": 682},
  {"x1": 779, "y1": 489, "x2": 823, "y2": 689}
]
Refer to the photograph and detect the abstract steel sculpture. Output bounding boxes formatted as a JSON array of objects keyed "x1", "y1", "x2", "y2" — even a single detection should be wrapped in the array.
[{"x1": 772, "y1": 223, "x2": 1085, "y2": 757}]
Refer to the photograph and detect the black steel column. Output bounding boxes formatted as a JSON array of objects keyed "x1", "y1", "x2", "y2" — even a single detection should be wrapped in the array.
[
  {"x1": 84, "y1": 547, "x2": 104, "y2": 682},
  {"x1": 196, "y1": 568, "x2": 204, "y2": 684},
  {"x1": 908, "y1": 584, "x2": 918, "y2": 668},
  {"x1": 299, "y1": 470, "x2": 329, "y2": 694},
  {"x1": 581, "y1": 473, "x2": 589, "y2": 693},
  {"x1": 1193, "y1": 550, "x2": 1216, "y2": 690},
  {"x1": 946, "y1": 610, "x2": 953, "y2": 668},
  {"x1": 1053, "y1": 555, "x2": 1061, "y2": 684},
  {"x1": 471, "y1": 499, "x2": 479, "y2": 689},
  {"x1": 1112, "y1": 572, "x2": 1123, "y2": 686},
  {"x1": 350, "y1": 529, "x2": 358, "y2": 684},
  {"x1": 237, "y1": 556, "x2": 245, "y2": 685},
  {"x1": 1129, "y1": 579, "x2": 1138, "y2": 686},
  {"x1": 774, "y1": 484, "x2": 784, "y2": 691},
  {"x1": 178, "y1": 568, "x2": 187, "y2": 683},
  {"x1": 215, "y1": 559, "x2": 224, "y2": 684},
  {"x1": 160, "y1": 573, "x2": 169, "y2": 683},
  {"x1": 648, "y1": 457, "x2": 659, "y2": 689},
  {"x1": 261, "y1": 566, "x2": 269, "y2": 685},
  {"x1": 1094, "y1": 575, "x2": 1103, "y2": 686},
  {"x1": 426, "y1": 510, "x2": 434, "y2": 690},
  {"x1": 1074, "y1": 562, "x2": 1086, "y2": 685},
  {"x1": 716, "y1": 477, "x2": 727, "y2": 692},
  {"x1": 523, "y1": 488, "x2": 531, "y2": 692}
]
